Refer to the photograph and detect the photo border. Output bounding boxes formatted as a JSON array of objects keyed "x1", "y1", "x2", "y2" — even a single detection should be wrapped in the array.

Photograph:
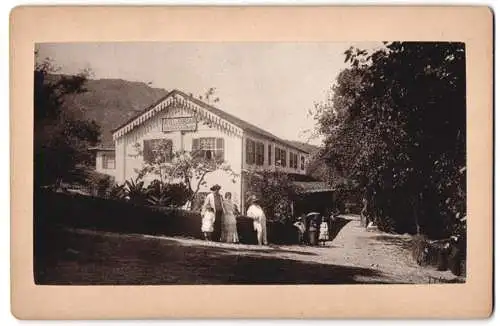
[{"x1": 10, "y1": 5, "x2": 493, "y2": 319}]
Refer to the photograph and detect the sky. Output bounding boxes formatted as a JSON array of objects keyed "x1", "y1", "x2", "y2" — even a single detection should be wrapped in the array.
[{"x1": 36, "y1": 42, "x2": 382, "y2": 146}]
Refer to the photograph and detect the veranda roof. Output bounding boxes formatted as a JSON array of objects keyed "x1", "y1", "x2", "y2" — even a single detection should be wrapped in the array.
[{"x1": 293, "y1": 181, "x2": 336, "y2": 194}]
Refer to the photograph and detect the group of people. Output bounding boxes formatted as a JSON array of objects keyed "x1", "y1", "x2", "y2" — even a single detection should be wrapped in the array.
[
  {"x1": 200, "y1": 184, "x2": 341, "y2": 247},
  {"x1": 292, "y1": 213, "x2": 332, "y2": 246},
  {"x1": 200, "y1": 184, "x2": 268, "y2": 245}
]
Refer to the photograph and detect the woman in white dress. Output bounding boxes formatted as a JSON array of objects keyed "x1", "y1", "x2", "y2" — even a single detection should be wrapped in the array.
[
  {"x1": 246, "y1": 195, "x2": 268, "y2": 246},
  {"x1": 221, "y1": 192, "x2": 239, "y2": 243}
]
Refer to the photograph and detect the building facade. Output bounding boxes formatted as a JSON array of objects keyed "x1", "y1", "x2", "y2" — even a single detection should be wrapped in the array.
[{"x1": 93, "y1": 89, "x2": 310, "y2": 211}]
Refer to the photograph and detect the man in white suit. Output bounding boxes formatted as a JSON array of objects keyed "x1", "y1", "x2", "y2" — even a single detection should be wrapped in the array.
[{"x1": 201, "y1": 184, "x2": 225, "y2": 241}]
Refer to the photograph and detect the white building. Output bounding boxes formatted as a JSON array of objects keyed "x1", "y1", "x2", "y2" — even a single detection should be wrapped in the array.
[{"x1": 92, "y1": 89, "x2": 311, "y2": 211}]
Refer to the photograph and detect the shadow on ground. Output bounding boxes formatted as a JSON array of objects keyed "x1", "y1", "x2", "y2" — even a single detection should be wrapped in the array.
[{"x1": 35, "y1": 227, "x2": 384, "y2": 285}]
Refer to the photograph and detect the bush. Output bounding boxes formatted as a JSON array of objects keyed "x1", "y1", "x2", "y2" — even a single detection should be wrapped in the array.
[
  {"x1": 409, "y1": 233, "x2": 466, "y2": 276},
  {"x1": 145, "y1": 181, "x2": 191, "y2": 207},
  {"x1": 34, "y1": 188, "x2": 302, "y2": 245},
  {"x1": 244, "y1": 170, "x2": 301, "y2": 222}
]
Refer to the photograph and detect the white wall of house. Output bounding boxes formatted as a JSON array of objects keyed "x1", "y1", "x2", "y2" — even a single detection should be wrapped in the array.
[{"x1": 114, "y1": 104, "x2": 243, "y2": 209}]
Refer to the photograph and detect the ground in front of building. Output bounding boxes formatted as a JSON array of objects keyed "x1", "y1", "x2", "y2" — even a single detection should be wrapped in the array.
[{"x1": 35, "y1": 215, "x2": 465, "y2": 285}]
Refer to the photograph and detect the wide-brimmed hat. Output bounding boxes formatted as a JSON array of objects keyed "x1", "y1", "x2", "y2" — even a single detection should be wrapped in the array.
[
  {"x1": 247, "y1": 195, "x2": 259, "y2": 204},
  {"x1": 210, "y1": 184, "x2": 221, "y2": 191}
]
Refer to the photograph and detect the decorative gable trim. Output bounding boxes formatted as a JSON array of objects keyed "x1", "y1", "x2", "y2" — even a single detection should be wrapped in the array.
[{"x1": 112, "y1": 92, "x2": 243, "y2": 141}]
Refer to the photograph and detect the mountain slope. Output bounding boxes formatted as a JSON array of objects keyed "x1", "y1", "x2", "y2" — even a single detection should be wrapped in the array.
[{"x1": 62, "y1": 78, "x2": 168, "y2": 145}]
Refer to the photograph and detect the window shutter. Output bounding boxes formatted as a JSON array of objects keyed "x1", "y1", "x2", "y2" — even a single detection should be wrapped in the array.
[
  {"x1": 268, "y1": 144, "x2": 272, "y2": 165},
  {"x1": 192, "y1": 138, "x2": 199, "y2": 151},
  {"x1": 251, "y1": 141, "x2": 256, "y2": 165},
  {"x1": 143, "y1": 140, "x2": 152, "y2": 163},
  {"x1": 191, "y1": 138, "x2": 200, "y2": 159},
  {"x1": 216, "y1": 138, "x2": 224, "y2": 161},
  {"x1": 246, "y1": 139, "x2": 251, "y2": 164},
  {"x1": 165, "y1": 139, "x2": 173, "y2": 161},
  {"x1": 216, "y1": 138, "x2": 224, "y2": 150}
]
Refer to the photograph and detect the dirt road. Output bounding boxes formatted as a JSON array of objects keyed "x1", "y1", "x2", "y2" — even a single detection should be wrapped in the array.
[{"x1": 36, "y1": 215, "x2": 464, "y2": 284}]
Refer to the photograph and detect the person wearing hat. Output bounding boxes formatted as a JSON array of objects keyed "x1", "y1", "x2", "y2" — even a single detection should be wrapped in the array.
[
  {"x1": 246, "y1": 195, "x2": 268, "y2": 246},
  {"x1": 293, "y1": 214, "x2": 307, "y2": 245},
  {"x1": 201, "y1": 184, "x2": 225, "y2": 241}
]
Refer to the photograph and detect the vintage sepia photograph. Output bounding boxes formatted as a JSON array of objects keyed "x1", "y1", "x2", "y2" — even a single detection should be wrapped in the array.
[{"x1": 33, "y1": 41, "x2": 466, "y2": 286}]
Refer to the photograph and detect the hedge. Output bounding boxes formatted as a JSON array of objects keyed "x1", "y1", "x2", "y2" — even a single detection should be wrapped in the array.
[{"x1": 34, "y1": 188, "x2": 303, "y2": 245}]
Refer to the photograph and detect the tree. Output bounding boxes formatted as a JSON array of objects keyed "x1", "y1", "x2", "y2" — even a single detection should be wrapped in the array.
[
  {"x1": 313, "y1": 42, "x2": 466, "y2": 239},
  {"x1": 34, "y1": 53, "x2": 101, "y2": 188},
  {"x1": 196, "y1": 87, "x2": 220, "y2": 104},
  {"x1": 244, "y1": 170, "x2": 301, "y2": 222},
  {"x1": 132, "y1": 144, "x2": 238, "y2": 207}
]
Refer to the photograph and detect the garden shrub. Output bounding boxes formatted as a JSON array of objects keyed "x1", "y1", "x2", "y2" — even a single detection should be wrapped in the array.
[{"x1": 34, "y1": 188, "x2": 305, "y2": 245}]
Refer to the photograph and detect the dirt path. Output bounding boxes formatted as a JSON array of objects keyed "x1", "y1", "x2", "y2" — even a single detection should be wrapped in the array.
[{"x1": 36, "y1": 215, "x2": 464, "y2": 284}]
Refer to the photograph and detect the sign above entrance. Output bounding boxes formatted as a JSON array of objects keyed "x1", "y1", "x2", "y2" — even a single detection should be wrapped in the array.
[{"x1": 162, "y1": 116, "x2": 197, "y2": 132}]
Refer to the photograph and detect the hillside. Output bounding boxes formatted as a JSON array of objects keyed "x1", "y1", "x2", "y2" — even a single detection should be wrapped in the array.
[
  {"x1": 61, "y1": 77, "x2": 323, "y2": 152},
  {"x1": 61, "y1": 77, "x2": 168, "y2": 145}
]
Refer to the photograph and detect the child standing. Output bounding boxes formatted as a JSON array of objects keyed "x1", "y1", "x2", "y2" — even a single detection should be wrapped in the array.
[
  {"x1": 293, "y1": 215, "x2": 306, "y2": 245},
  {"x1": 319, "y1": 216, "x2": 329, "y2": 246},
  {"x1": 201, "y1": 207, "x2": 216, "y2": 241}
]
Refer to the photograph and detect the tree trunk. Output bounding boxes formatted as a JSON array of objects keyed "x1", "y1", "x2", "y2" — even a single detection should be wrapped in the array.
[{"x1": 412, "y1": 194, "x2": 421, "y2": 235}]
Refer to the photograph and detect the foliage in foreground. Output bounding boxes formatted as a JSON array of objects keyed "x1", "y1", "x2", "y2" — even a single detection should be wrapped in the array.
[
  {"x1": 34, "y1": 53, "x2": 101, "y2": 188},
  {"x1": 108, "y1": 177, "x2": 192, "y2": 208},
  {"x1": 244, "y1": 170, "x2": 302, "y2": 222},
  {"x1": 312, "y1": 42, "x2": 466, "y2": 240}
]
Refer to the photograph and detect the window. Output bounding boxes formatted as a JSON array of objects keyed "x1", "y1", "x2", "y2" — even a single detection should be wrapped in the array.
[
  {"x1": 246, "y1": 139, "x2": 264, "y2": 166},
  {"x1": 143, "y1": 139, "x2": 173, "y2": 163},
  {"x1": 289, "y1": 153, "x2": 298, "y2": 169},
  {"x1": 301, "y1": 156, "x2": 305, "y2": 170},
  {"x1": 102, "y1": 153, "x2": 115, "y2": 169},
  {"x1": 256, "y1": 142, "x2": 265, "y2": 166},
  {"x1": 268, "y1": 144, "x2": 272, "y2": 166},
  {"x1": 192, "y1": 137, "x2": 224, "y2": 161},
  {"x1": 246, "y1": 139, "x2": 255, "y2": 164},
  {"x1": 275, "y1": 147, "x2": 287, "y2": 167}
]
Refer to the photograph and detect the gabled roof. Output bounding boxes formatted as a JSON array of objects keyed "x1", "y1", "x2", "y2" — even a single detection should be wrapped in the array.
[{"x1": 112, "y1": 89, "x2": 309, "y2": 154}]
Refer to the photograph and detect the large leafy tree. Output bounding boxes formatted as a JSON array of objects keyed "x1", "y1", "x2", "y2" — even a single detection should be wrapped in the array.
[
  {"x1": 34, "y1": 54, "x2": 101, "y2": 188},
  {"x1": 313, "y1": 42, "x2": 466, "y2": 238},
  {"x1": 244, "y1": 170, "x2": 301, "y2": 222}
]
